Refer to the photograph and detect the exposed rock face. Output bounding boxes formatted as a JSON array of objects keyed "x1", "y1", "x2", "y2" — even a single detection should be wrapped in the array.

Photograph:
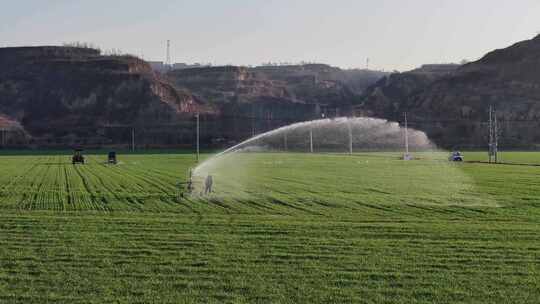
[
  {"x1": 6, "y1": 35, "x2": 540, "y2": 149},
  {"x1": 0, "y1": 46, "x2": 207, "y2": 146},
  {"x1": 168, "y1": 66, "x2": 290, "y2": 104},
  {"x1": 0, "y1": 46, "x2": 386, "y2": 147},
  {"x1": 361, "y1": 72, "x2": 443, "y2": 118},
  {"x1": 360, "y1": 35, "x2": 540, "y2": 148},
  {"x1": 166, "y1": 64, "x2": 388, "y2": 144},
  {"x1": 167, "y1": 64, "x2": 384, "y2": 106}
]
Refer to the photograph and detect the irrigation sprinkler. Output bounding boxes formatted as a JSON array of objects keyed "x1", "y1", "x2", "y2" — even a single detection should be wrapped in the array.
[{"x1": 191, "y1": 116, "x2": 434, "y2": 198}]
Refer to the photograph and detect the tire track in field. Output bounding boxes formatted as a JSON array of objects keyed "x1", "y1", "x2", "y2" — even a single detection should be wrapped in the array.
[
  {"x1": 88, "y1": 157, "x2": 149, "y2": 202},
  {"x1": 86, "y1": 155, "x2": 179, "y2": 211},
  {"x1": 72, "y1": 164, "x2": 111, "y2": 212},
  {"x1": 82, "y1": 157, "x2": 144, "y2": 212},
  {"x1": 17, "y1": 158, "x2": 51, "y2": 210},
  {"x1": 53, "y1": 156, "x2": 67, "y2": 211},
  {"x1": 123, "y1": 165, "x2": 175, "y2": 194},
  {"x1": 110, "y1": 160, "x2": 200, "y2": 212},
  {"x1": 110, "y1": 164, "x2": 176, "y2": 203},
  {"x1": 0, "y1": 162, "x2": 39, "y2": 199},
  {"x1": 62, "y1": 165, "x2": 72, "y2": 209},
  {"x1": 29, "y1": 160, "x2": 52, "y2": 210},
  {"x1": 90, "y1": 156, "x2": 149, "y2": 192}
]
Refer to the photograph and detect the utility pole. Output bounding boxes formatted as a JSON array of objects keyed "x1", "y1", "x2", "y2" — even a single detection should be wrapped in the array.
[
  {"x1": 284, "y1": 131, "x2": 288, "y2": 152},
  {"x1": 403, "y1": 113, "x2": 411, "y2": 160},
  {"x1": 309, "y1": 128, "x2": 314, "y2": 153},
  {"x1": 131, "y1": 127, "x2": 135, "y2": 152},
  {"x1": 251, "y1": 105, "x2": 255, "y2": 137},
  {"x1": 405, "y1": 113, "x2": 409, "y2": 155},
  {"x1": 494, "y1": 108, "x2": 499, "y2": 163},
  {"x1": 196, "y1": 113, "x2": 200, "y2": 163},
  {"x1": 266, "y1": 111, "x2": 272, "y2": 133},
  {"x1": 488, "y1": 106, "x2": 494, "y2": 163},
  {"x1": 348, "y1": 120, "x2": 353, "y2": 155}
]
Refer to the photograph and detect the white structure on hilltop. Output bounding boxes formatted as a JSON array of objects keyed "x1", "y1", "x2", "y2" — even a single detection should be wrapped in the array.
[{"x1": 148, "y1": 61, "x2": 211, "y2": 73}]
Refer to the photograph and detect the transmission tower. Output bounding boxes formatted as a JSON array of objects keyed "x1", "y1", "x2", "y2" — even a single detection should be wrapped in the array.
[
  {"x1": 488, "y1": 105, "x2": 493, "y2": 163},
  {"x1": 488, "y1": 106, "x2": 498, "y2": 163}
]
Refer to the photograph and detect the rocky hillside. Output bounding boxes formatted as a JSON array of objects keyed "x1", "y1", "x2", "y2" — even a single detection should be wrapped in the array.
[
  {"x1": 165, "y1": 64, "x2": 387, "y2": 143},
  {"x1": 6, "y1": 36, "x2": 540, "y2": 149},
  {"x1": 0, "y1": 47, "x2": 387, "y2": 148},
  {"x1": 0, "y1": 46, "x2": 208, "y2": 146},
  {"x1": 167, "y1": 64, "x2": 385, "y2": 107},
  {"x1": 359, "y1": 35, "x2": 540, "y2": 148}
]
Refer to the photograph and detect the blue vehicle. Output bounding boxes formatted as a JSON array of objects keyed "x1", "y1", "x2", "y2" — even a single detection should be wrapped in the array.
[
  {"x1": 449, "y1": 151, "x2": 463, "y2": 162},
  {"x1": 108, "y1": 151, "x2": 117, "y2": 164}
]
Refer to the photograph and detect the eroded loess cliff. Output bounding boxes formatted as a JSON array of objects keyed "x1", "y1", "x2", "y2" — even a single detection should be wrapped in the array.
[
  {"x1": 167, "y1": 64, "x2": 369, "y2": 106},
  {"x1": 359, "y1": 35, "x2": 540, "y2": 148},
  {"x1": 0, "y1": 46, "x2": 209, "y2": 146},
  {"x1": 0, "y1": 46, "x2": 387, "y2": 148}
]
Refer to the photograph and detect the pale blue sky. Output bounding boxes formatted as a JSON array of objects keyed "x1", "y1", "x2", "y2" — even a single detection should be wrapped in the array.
[{"x1": 1, "y1": 0, "x2": 539, "y2": 71}]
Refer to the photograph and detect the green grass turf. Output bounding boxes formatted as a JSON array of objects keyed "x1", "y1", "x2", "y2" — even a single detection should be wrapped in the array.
[
  {"x1": 464, "y1": 151, "x2": 540, "y2": 165},
  {"x1": 0, "y1": 151, "x2": 538, "y2": 303}
]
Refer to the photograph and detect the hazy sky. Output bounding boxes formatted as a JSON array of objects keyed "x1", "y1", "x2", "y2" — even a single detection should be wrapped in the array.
[{"x1": 1, "y1": 0, "x2": 539, "y2": 71}]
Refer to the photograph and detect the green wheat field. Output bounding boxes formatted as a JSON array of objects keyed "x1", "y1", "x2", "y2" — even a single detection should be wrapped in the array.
[{"x1": 0, "y1": 150, "x2": 538, "y2": 303}]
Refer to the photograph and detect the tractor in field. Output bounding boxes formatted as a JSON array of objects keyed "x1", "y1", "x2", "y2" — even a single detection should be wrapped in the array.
[
  {"x1": 72, "y1": 149, "x2": 85, "y2": 164},
  {"x1": 108, "y1": 151, "x2": 117, "y2": 164}
]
